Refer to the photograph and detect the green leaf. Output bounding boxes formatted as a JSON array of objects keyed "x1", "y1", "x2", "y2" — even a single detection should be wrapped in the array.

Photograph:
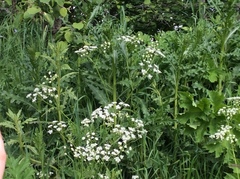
[
  {"x1": 23, "y1": 7, "x2": 41, "y2": 19},
  {"x1": 61, "y1": 64, "x2": 72, "y2": 71},
  {"x1": 72, "y1": 22, "x2": 84, "y2": 30},
  {"x1": 87, "y1": 84, "x2": 108, "y2": 105},
  {"x1": 60, "y1": 72, "x2": 78, "y2": 83},
  {"x1": 5, "y1": 0, "x2": 12, "y2": 5},
  {"x1": 40, "y1": 0, "x2": 50, "y2": 3},
  {"x1": 55, "y1": 0, "x2": 64, "y2": 6},
  {"x1": 204, "y1": 142, "x2": 225, "y2": 158},
  {"x1": 56, "y1": 41, "x2": 68, "y2": 55},
  {"x1": 208, "y1": 71, "x2": 218, "y2": 82},
  {"x1": 43, "y1": 12, "x2": 54, "y2": 27},
  {"x1": 144, "y1": 0, "x2": 151, "y2": 5},
  {"x1": 179, "y1": 91, "x2": 196, "y2": 109},
  {"x1": 208, "y1": 91, "x2": 225, "y2": 113},
  {"x1": 60, "y1": 7, "x2": 67, "y2": 17},
  {"x1": 22, "y1": 118, "x2": 37, "y2": 125},
  {"x1": 195, "y1": 122, "x2": 208, "y2": 142},
  {"x1": 225, "y1": 173, "x2": 239, "y2": 179},
  {"x1": 64, "y1": 30, "x2": 73, "y2": 42},
  {"x1": 0, "y1": 121, "x2": 15, "y2": 130},
  {"x1": 197, "y1": 98, "x2": 211, "y2": 114}
]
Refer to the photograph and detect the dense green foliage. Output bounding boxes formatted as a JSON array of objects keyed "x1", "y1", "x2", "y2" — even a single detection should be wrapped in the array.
[{"x1": 0, "y1": 0, "x2": 240, "y2": 178}]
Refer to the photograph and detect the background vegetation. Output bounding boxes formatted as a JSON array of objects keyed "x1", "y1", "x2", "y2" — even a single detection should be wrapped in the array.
[{"x1": 0, "y1": 0, "x2": 240, "y2": 178}]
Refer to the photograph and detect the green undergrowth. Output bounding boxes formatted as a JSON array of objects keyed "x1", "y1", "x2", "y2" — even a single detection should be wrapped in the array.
[{"x1": 0, "y1": 1, "x2": 240, "y2": 178}]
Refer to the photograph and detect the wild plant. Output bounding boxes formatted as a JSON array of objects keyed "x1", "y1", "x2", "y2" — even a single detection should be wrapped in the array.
[{"x1": 207, "y1": 97, "x2": 240, "y2": 179}]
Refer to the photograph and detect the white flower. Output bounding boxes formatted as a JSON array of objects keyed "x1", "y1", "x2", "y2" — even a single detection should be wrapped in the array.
[
  {"x1": 147, "y1": 74, "x2": 153, "y2": 79},
  {"x1": 141, "y1": 69, "x2": 147, "y2": 75}
]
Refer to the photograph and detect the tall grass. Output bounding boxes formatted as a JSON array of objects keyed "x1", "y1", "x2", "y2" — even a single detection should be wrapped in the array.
[{"x1": 0, "y1": 2, "x2": 240, "y2": 178}]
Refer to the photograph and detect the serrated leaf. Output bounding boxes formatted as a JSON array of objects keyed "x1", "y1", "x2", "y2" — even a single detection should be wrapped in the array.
[
  {"x1": 61, "y1": 72, "x2": 78, "y2": 83},
  {"x1": 204, "y1": 142, "x2": 225, "y2": 158},
  {"x1": 60, "y1": 7, "x2": 67, "y2": 17},
  {"x1": 61, "y1": 64, "x2": 72, "y2": 70},
  {"x1": 87, "y1": 84, "x2": 108, "y2": 105},
  {"x1": 22, "y1": 118, "x2": 37, "y2": 125},
  {"x1": 195, "y1": 122, "x2": 208, "y2": 142},
  {"x1": 208, "y1": 91, "x2": 225, "y2": 113},
  {"x1": 72, "y1": 22, "x2": 84, "y2": 30},
  {"x1": 7, "y1": 139, "x2": 18, "y2": 145},
  {"x1": 197, "y1": 98, "x2": 211, "y2": 114},
  {"x1": 0, "y1": 121, "x2": 15, "y2": 130},
  {"x1": 208, "y1": 71, "x2": 218, "y2": 82},
  {"x1": 179, "y1": 91, "x2": 195, "y2": 109},
  {"x1": 25, "y1": 145, "x2": 38, "y2": 155}
]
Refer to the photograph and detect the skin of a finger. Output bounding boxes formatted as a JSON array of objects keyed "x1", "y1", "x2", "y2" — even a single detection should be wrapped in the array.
[{"x1": 0, "y1": 133, "x2": 6, "y2": 179}]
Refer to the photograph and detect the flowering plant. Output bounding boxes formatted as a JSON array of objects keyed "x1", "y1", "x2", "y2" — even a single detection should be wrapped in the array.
[{"x1": 69, "y1": 102, "x2": 147, "y2": 177}]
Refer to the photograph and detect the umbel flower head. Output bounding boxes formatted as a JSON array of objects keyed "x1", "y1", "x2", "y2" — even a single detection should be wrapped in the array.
[
  {"x1": 71, "y1": 102, "x2": 147, "y2": 164},
  {"x1": 26, "y1": 71, "x2": 58, "y2": 103}
]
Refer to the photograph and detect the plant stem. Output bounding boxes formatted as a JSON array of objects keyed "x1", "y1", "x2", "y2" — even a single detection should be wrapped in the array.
[{"x1": 56, "y1": 57, "x2": 62, "y2": 122}]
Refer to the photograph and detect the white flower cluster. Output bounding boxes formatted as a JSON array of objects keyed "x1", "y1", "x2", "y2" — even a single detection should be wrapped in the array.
[
  {"x1": 132, "y1": 175, "x2": 140, "y2": 179},
  {"x1": 100, "y1": 41, "x2": 111, "y2": 53},
  {"x1": 145, "y1": 46, "x2": 165, "y2": 58},
  {"x1": 36, "y1": 171, "x2": 54, "y2": 178},
  {"x1": 218, "y1": 106, "x2": 239, "y2": 120},
  {"x1": 117, "y1": 35, "x2": 143, "y2": 46},
  {"x1": 81, "y1": 102, "x2": 130, "y2": 127},
  {"x1": 227, "y1": 97, "x2": 240, "y2": 107},
  {"x1": 210, "y1": 125, "x2": 237, "y2": 143},
  {"x1": 47, "y1": 120, "x2": 67, "y2": 134},
  {"x1": 26, "y1": 72, "x2": 58, "y2": 103},
  {"x1": 71, "y1": 102, "x2": 147, "y2": 164},
  {"x1": 74, "y1": 45, "x2": 98, "y2": 56},
  {"x1": 139, "y1": 60, "x2": 162, "y2": 80},
  {"x1": 42, "y1": 71, "x2": 57, "y2": 85}
]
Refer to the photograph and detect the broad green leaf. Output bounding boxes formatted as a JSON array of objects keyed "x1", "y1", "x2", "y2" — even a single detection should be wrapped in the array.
[
  {"x1": 72, "y1": 22, "x2": 84, "y2": 30},
  {"x1": 197, "y1": 98, "x2": 211, "y2": 114},
  {"x1": 40, "y1": 0, "x2": 50, "y2": 3},
  {"x1": 144, "y1": 0, "x2": 151, "y2": 5},
  {"x1": 204, "y1": 142, "x2": 225, "y2": 158},
  {"x1": 208, "y1": 91, "x2": 225, "y2": 113},
  {"x1": 60, "y1": 7, "x2": 67, "y2": 17},
  {"x1": 5, "y1": 0, "x2": 12, "y2": 5},
  {"x1": 55, "y1": 0, "x2": 64, "y2": 6},
  {"x1": 225, "y1": 173, "x2": 239, "y2": 179},
  {"x1": 56, "y1": 41, "x2": 68, "y2": 55},
  {"x1": 23, "y1": 7, "x2": 41, "y2": 19},
  {"x1": 179, "y1": 91, "x2": 195, "y2": 109},
  {"x1": 195, "y1": 122, "x2": 208, "y2": 142},
  {"x1": 208, "y1": 71, "x2": 218, "y2": 82},
  {"x1": 64, "y1": 30, "x2": 73, "y2": 42}
]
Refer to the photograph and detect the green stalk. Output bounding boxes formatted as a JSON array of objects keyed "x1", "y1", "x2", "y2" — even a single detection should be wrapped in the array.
[
  {"x1": 56, "y1": 57, "x2": 62, "y2": 122},
  {"x1": 112, "y1": 50, "x2": 117, "y2": 125},
  {"x1": 232, "y1": 147, "x2": 240, "y2": 179},
  {"x1": 218, "y1": 44, "x2": 225, "y2": 94}
]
